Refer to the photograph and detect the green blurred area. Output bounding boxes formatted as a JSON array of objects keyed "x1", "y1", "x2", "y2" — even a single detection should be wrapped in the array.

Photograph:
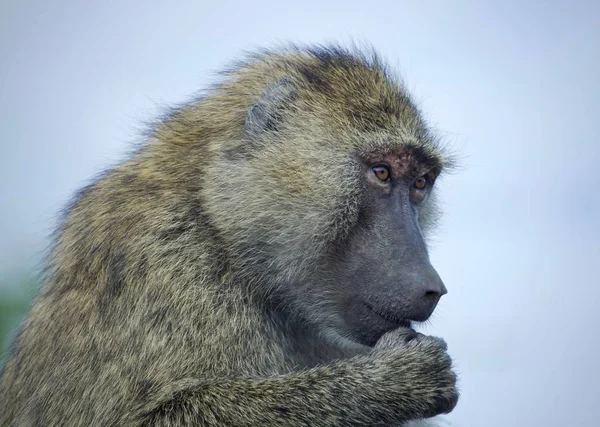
[{"x1": 0, "y1": 276, "x2": 39, "y2": 365}]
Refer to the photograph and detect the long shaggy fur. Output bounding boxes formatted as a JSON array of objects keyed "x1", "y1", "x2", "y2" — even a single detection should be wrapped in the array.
[{"x1": 0, "y1": 45, "x2": 457, "y2": 426}]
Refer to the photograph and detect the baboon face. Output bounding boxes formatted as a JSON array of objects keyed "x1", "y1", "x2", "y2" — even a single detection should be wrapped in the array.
[
  {"x1": 324, "y1": 146, "x2": 447, "y2": 347},
  {"x1": 224, "y1": 136, "x2": 448, "y2": 348},
  {"x1": 259, "y1": 135, "x2": 449, "y2": 348}
]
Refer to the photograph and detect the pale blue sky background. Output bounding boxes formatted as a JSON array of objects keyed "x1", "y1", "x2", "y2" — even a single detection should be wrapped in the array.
[{"x1": 1, "y1": 1, "x2": 599, "y2": 426}]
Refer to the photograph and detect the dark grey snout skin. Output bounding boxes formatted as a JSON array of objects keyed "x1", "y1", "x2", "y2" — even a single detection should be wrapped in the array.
[
  {"x1": 334, "y1": 181, "x2": 447, "y2": 346},
  {"x1": 396, "y1": 260, "x2": 447, "y2": 321}
]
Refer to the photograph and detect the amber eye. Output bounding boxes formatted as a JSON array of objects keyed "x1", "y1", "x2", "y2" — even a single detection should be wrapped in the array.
[
  {"x1": 414, "y1": 176, "x2": 427, "y2": 190},
  {"x1": 372, "y1": 166, "x2": 391, "y2": 182}
]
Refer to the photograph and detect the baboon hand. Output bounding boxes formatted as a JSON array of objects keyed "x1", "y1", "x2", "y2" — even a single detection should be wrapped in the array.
[{"x1": 373, "y1": 328, "x2": 459, "y2": 418}]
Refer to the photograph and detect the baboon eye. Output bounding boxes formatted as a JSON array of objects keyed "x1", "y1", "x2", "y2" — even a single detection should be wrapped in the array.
[
  {"x1": 372, "y1": 166, "x2": 391, "y2": 182},
  {"x1": 414, "y1": 176, "x2": 427, "y2": 190}
]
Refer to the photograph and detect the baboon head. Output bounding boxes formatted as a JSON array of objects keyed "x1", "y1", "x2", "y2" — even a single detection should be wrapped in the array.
[{"x1": 200, "y1": 46, "x2": 453, "y2": 348}]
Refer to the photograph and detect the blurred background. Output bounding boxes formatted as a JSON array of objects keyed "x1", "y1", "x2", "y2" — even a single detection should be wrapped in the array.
[{"x1": 1, "y1": 1, "x2": 599, "y2": 426}]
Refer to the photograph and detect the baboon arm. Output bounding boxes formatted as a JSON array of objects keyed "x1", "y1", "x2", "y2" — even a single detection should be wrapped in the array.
[{"x1": 133, "y1": 357, "x2": 423, "y2": 426}]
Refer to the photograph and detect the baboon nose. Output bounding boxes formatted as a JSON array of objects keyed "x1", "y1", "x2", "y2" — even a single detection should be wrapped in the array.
[
  {"x1": 423, "y1": 268, "x2": 447, "y2": 300},
  {"x1": 401, "y1": 263, "x2": 447, "y2": 321}
]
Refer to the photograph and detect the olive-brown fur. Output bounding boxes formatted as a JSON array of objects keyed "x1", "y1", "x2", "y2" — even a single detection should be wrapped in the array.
[{"x1": 0, "y1": 45, "x2": 458, "y2": 426}]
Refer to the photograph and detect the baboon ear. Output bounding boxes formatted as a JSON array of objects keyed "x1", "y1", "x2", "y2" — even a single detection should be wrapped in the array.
[{"x1": 245, "y1": 76, "x2": 296, "y2": 139}]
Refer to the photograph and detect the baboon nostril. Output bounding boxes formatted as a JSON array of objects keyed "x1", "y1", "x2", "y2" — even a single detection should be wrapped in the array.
[{"x1": 425, "y1": 290, "x2": 441, "y2": 299}]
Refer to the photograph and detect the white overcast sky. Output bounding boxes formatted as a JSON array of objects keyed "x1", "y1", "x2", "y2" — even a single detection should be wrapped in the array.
[{"x1": 1, "y1": 1, "x2": 599, "y2": 426}]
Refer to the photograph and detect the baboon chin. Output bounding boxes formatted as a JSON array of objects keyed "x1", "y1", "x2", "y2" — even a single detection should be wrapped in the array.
[{"x1": 0, "y1": 44, "x2": 458, "y2": 426}]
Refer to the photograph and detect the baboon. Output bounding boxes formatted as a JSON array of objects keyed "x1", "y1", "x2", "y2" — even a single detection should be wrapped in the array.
[{"x1": 0, "y1": 45, "x2": 459, "y2": 426}]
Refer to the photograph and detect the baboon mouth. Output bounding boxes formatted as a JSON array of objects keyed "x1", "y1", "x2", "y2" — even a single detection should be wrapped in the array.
[{"x1": 363, "y1": 302, "x2": 412, "y2": 328}]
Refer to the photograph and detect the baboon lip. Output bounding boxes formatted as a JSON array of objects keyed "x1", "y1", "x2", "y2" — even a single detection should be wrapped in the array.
[{"x1": 363, "y1": 302, "x2": 411, "y2": 328}]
